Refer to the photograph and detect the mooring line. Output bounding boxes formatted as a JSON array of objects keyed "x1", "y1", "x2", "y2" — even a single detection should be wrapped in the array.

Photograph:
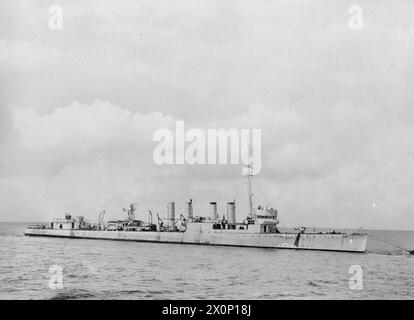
[{"x1": 368, "y1": 234, "x2": 414, "y2": 254}]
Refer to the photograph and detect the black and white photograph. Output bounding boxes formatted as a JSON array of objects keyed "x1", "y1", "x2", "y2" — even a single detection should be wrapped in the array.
[{"x1": 0, "y1": 0, "x2": 413, "y2": 305}]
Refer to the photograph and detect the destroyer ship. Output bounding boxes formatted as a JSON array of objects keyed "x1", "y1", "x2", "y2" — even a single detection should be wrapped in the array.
[{"x1": 25, "y1": 165, "x2": 368, "y2": 253}]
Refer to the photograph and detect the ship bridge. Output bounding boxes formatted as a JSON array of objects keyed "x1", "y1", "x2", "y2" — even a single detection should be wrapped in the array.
[
  {"x1": 254, "y1": 206, "x2": 279, "y2": 233},
  {"x1": 255, "y1": 206, "x2": 278, "y2": 221}
]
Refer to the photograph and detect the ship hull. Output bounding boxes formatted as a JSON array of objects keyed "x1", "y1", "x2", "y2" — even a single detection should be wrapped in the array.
[{"x1": 25, "y1": 223, "x2": 367, "y2": 253}]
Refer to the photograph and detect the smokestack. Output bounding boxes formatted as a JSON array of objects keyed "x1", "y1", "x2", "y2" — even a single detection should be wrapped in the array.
[
  {"x1": 210, "y1": 202, "x2": 217, "y2": 223},
  {"x1": 185, "y1": 200, "x2": 193, "y2": 219},
  {"x1": 167, "y1": 202, "x2": 175, "y2": 231},
  {"x1": 227, "y1": 202, "x2": 236, "y2": 228}
]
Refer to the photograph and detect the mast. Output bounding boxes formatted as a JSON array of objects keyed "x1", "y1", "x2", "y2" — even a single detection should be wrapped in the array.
[
  {"x1": 247, "y1": 163, "x2": 254, "y2": 219},
  {"x1": 123, "y1": 203, "x2": 135, "y2": 221},
  {"x1": 245, "y1": 135, "x2": 254, "y2": 220}
]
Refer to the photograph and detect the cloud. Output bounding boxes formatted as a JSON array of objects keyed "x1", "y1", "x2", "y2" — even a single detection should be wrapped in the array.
[
  {"x1": 1, "y1": 100, "x2": 174, "y2": 176},
  {"x1": 1, "y1": 0, "x2": 413, "y2": 120},
  {"x1": 1, "y1": 98, "x2": 413, "y2": 229}
]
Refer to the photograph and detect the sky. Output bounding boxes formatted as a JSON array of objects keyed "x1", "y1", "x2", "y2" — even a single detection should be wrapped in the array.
[{"x1": 0, "y1": 0, "x2": 414, "y2": 230}]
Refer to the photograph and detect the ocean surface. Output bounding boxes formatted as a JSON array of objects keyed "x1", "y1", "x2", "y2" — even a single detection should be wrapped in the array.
[{"x1": 0, "y1": 222, "x2": 413, "y2": 300}]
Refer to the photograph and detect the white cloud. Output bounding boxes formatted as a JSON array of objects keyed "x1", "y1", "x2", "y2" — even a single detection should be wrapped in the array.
[
  {"x1": 1, "y1": 100, "x2": 174, "y2": 176},
  {"x1": 1, "y1": 98, "x2": 413, "y2": 229}
]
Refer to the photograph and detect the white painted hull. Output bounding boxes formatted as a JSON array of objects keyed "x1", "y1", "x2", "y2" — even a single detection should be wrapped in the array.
[{"x1": 25, "y1": 223, "x2": 367, "y2": 253}]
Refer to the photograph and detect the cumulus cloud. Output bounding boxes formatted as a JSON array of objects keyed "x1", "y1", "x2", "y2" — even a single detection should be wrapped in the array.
[
  {"x1": 1, "y1": 98, "x2": 413, "y2": 229},
  {"x1": 1, "y1": 100, "x2": 173, "y2": 176}
]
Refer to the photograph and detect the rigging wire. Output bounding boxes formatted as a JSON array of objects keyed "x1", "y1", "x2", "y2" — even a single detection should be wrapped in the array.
[
  {"x1": 367, "y1": 234, "x2": 413, "y2": 254},
  {"x1": 232, "y1": 174, "x2": 244, "y2": 200},
  {"x1": 252, "y1": 177, "x2": 270, "y2": 206}
]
